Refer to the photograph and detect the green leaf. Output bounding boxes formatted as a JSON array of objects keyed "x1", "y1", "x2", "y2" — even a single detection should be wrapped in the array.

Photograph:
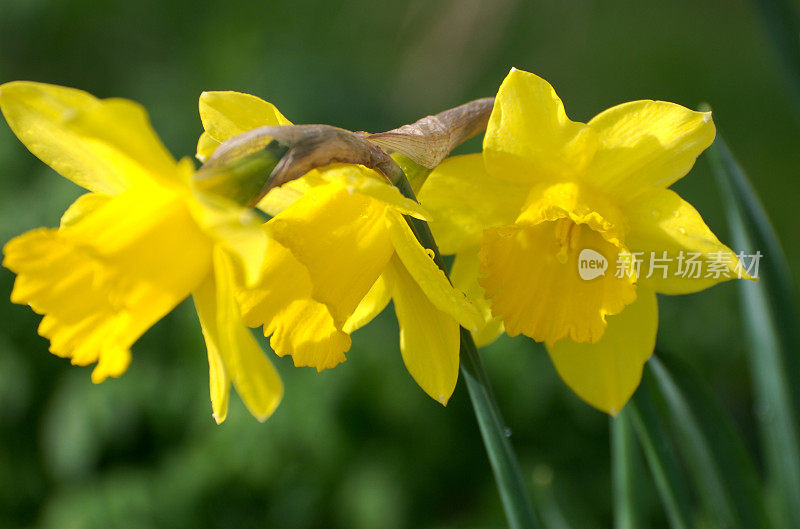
[
  {"x1": 611, "y1": 410, "x2": 642, "y2": 529},
  {"x1": 752, "y1": 0, "x2": 800, "y2": 116},
  {"x1": 648, "y1": 353, "x2": 768, "y2": 528},
  {"x1": 531, "y1": 465, "x2": 573, "y2": 529},
  {"x1": 629, "y1": 371, "x2": 693, "y2": 529},
  {"x1": 708, "y1": 135, "x2": 800, "y2": 528}
]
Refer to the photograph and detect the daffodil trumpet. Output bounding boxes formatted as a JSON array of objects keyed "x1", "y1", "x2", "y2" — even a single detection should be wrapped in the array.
[
  {"x1": 0, "y1": 81, "x2": 284, "y2": 424},
  {"x1": 195, "y1": 90, "x2": 536, "y2": 528},
  {"x1": 420, "y1": 68, "x2": 748, "y2": 416}
]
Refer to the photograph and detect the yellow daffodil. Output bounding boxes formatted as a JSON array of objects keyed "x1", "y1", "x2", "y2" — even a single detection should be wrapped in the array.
[
  {"x1": 419, "y1": 68, "x2": 747, "y2": 415},
  {"x1": 197, "y1": 91, "x2": 483, "y2": 404},
  {"x1": 0, "y1": 82, "x2": 282, "y2": 423}
]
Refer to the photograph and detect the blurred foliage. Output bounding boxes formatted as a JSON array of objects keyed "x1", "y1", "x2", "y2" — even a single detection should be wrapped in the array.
[{"x1": 0, "y1": 0, "x2": 798, "y2": 527}]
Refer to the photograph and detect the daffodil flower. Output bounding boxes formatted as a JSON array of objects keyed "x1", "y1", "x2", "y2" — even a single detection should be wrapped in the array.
[
  {"x1": 197, "y1": 91, "x2": 483, "y2": 404},
  {"x1": 0, "y1": 82, "x2": 282, "y2": 423},
  {"x1": 419, "y1": 68, "x2": 747, "y2": 415}
]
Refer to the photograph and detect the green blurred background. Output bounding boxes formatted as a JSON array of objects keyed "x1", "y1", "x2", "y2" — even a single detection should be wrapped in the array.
[{"x1": 0, "y1": 0, "x2": 798, "y2": 527}]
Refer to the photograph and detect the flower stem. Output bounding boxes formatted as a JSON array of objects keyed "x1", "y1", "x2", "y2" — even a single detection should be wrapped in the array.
[
  {"x1": 459, "y1": 327, "x2": 540, "y2": 529},
  {"x1": 395, "y1": 175, "x2": 539, "y2": 529}
]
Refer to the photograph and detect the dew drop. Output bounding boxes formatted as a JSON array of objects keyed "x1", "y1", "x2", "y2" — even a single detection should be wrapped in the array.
[{"x1": 504, "y1": 427, "x2": 512, "y2": 438}]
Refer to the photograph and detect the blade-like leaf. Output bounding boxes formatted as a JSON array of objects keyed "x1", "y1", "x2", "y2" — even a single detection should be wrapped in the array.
[
  {"x1": 531, "y1": 465, "x2": 572, "y2": 529},
  {"x1": 649, "y1": 353, "x2": 768, "y2": 528},
  {"x1": 752, "y1": 0, "x2": 800, "y2": 116},
  {"x1": 708, "y1": 135, "x2": 800, "y2": 528},
  {"x1": 629, "y1": 371, "x2": 693, "y2": 529},
  {"x1": 611, "y1": 410, "x2": 642, "y2": 529}
]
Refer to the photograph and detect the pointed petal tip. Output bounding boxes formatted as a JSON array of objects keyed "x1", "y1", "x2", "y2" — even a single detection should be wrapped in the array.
[{"x1": 251, "y1": 402, "x2": 280, "y2": 422}]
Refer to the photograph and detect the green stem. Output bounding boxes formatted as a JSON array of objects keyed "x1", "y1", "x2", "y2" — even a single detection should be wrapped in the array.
[
  {"x1": 395, "y1": 175, "x2": 539, "y2": 529},
  {"x1": 460, "y1": 328, "x2": 539, "y2": 529}
]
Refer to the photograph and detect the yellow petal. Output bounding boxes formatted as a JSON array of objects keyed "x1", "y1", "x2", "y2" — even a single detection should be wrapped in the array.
[
  {"x1": 310, "y1": 164, "x2": 430, "y2": 220},
  {"x1": 196, "y1": 132, "x2": 221, "y2": 163},
  {"x1": 198, "y1": 91, "x2": 292, "y2": 158},
  {"x1": 623, "y1": 187, "x2": 748, "y2": 294},
  {"x1": 546, "y1": 287, "x2": 658, "y2": 416},
  {"x1": 385, "y1": 210, "x2": 483, "y2": 331},
  {"x1": 385, "y1": 256, "x2": 460, "y2": 405},
  {"x1": 480, "y1": 190, "x2": 637, "y2": 343},
  {"x1": 0, "y1": 81, "x2": 179, "y2": 194},
  {"x1": 256, "y1": 177, "x2": 312, "y2": 217},
  {"x1": 257, "y1": 163, "x2": 429, "y2": 220},
  {"x1": 3, "y1": 187, "x2": 213, "y2": 382},
  {"x1": 267, "y1": 300, "x2": 353, "y2": 370},
  {"x1": 192, "y1": 275, "x2": 232, "y2": 424},
  {"x1": 343, "y1": 273, "x2": 393, "y2": 334},
  {"x1": 205, "y1": 247, "x2": 283, "y2": 421},
  {"x1": 238, "y1": 239, "x2": 351, "y2": 370},
  {"x1": 484, "y1": 68, "x2": 598, "y2": 184},
  {"x1": 188, "y1": 192, "x2": 269, "y2": 287},
  {"x1": 267, "y1": 183, "x2": 394, "y2": 328},
  {"x1": 584, "y1": 100, "x2": 715, "y2": 199},
  {"x1": 60, "y1": 192, "x2": 112, "y2": 227},
  {"x1": 418, "y1": 153, "x2": 529, "y2": 254},
  {"x1": 450, "y1": 249, "x2": 504, "y2": 347}
]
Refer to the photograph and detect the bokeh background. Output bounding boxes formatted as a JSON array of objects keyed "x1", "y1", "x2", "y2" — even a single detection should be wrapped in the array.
[{"x1": 0, "y1": 0, "x2": 798, "y2": 527}]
